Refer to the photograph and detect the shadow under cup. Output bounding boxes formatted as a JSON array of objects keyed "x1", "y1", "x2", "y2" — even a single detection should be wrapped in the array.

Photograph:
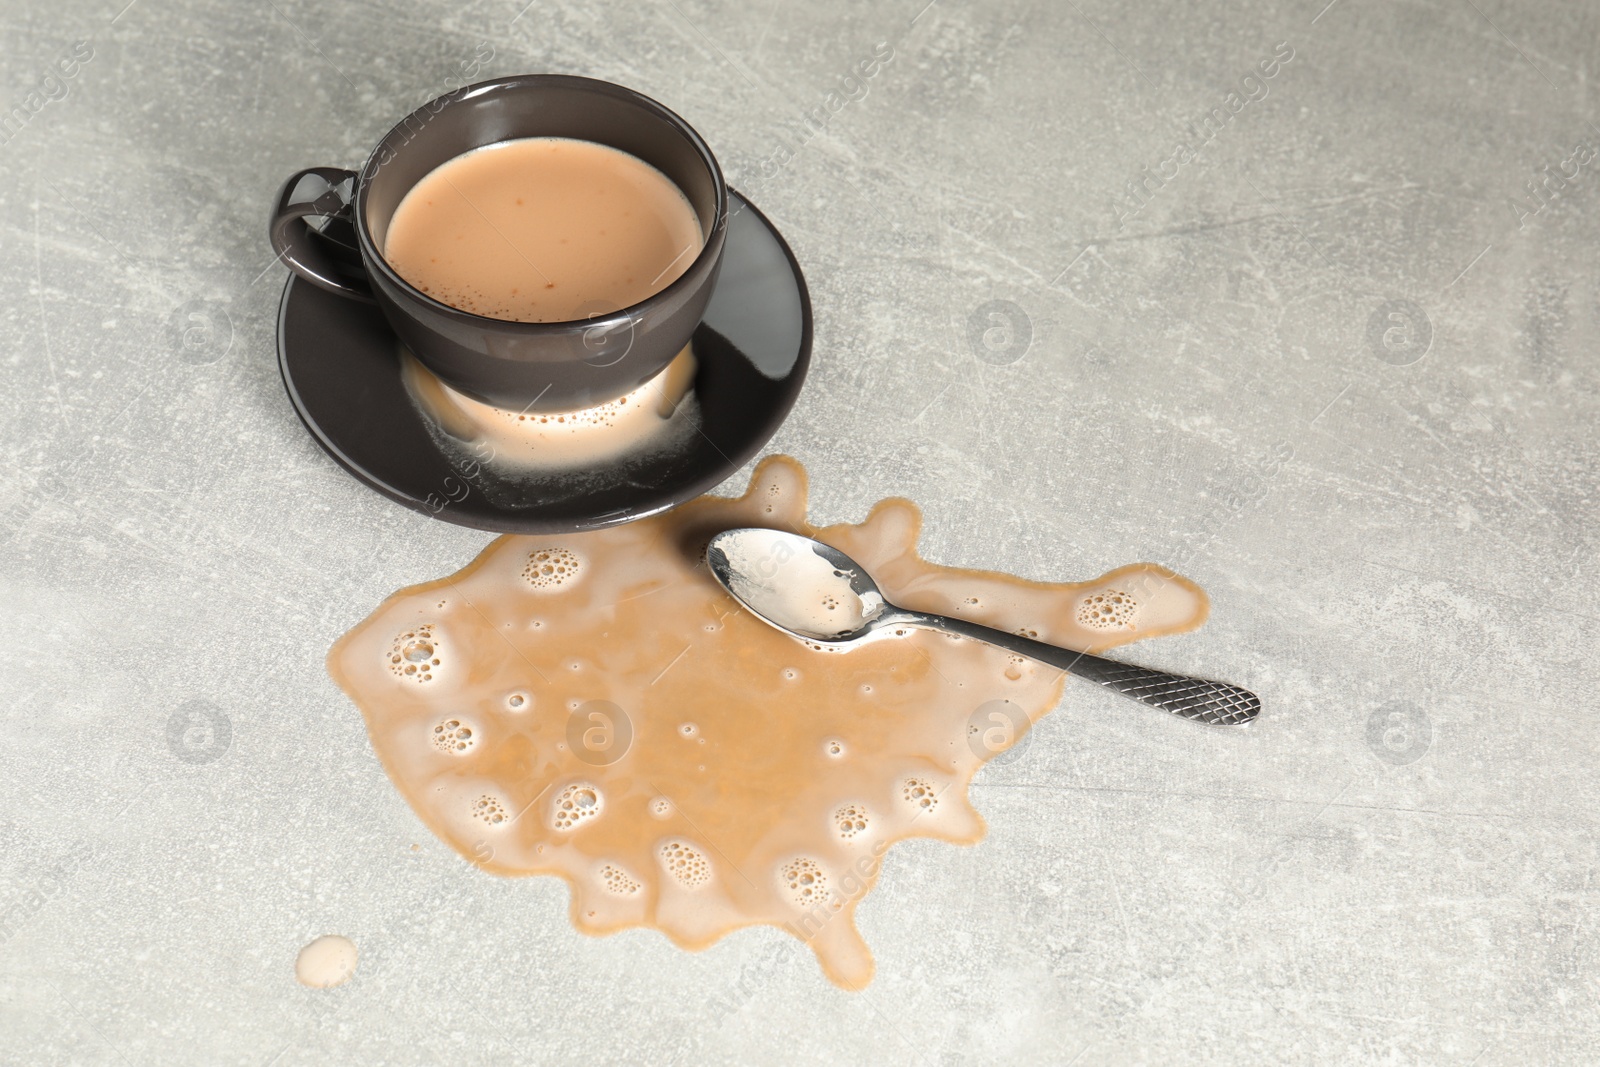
[{"x1": 271, "y1": 75, "x2": 728, "y2": 413}]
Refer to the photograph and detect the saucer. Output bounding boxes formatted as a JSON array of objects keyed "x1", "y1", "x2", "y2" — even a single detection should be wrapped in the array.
[{"x1": 276, "y1": 189, "x2": 811, "y2": 533}]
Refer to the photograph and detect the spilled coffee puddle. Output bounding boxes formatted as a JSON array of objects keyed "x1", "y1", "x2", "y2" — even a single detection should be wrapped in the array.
[{"x1": 327, "y1": 456, "x2": 1208, "y2": 988}]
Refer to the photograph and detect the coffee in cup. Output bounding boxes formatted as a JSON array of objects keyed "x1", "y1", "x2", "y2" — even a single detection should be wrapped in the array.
[
  {"x1": 269, "y1": 75, "x2": 728, "y2": 413},
  {"x1": 383, "y1": 137, "x2": 704, "y2": 323}
]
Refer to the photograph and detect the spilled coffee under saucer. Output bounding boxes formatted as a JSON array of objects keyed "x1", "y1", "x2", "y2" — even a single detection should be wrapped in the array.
[{"x1": 398, "y1": 343, "x2": 703, "y2": 510}]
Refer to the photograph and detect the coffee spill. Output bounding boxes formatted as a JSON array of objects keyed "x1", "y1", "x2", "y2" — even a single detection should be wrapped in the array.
[
  {"x1": 326, "y1": 457, "x2": 1208, "y2": 989},
  {"x1": 400, "y1": 345, "x2": 699, "y2": 471},
  {"x1": 295, "y1": 934, "x2": 358, "y2": 989},
  {"x1": 383, "y1": 137, "x2": 704, "y2": 322}
]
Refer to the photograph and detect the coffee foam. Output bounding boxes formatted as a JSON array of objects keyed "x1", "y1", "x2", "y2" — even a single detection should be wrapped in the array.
[
  {"x1": 551, "y1": 783, "x2": 604, "y2": 831},
  {"x1": 1076, "y1": 589, "x2": 1140, "y2": 631},
  {"x1": 326, "y1": 456, "x2": 1208, "y2": 989},
  {"x1": 431, "y1": 718, "x2": 474, "y2": 754}
]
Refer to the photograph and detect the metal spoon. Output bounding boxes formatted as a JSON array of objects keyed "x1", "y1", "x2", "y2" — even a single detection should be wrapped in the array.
[{"x1": 706, "y1": 528, "x2": 1259, "y2": 727}]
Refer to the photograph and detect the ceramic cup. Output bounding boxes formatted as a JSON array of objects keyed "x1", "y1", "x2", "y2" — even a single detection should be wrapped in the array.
[{"x1": 269, "y1": 74, "x2": 728, "y2": 412}]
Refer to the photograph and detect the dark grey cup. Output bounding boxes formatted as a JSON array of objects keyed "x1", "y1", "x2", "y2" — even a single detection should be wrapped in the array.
[{"x1": 269, "y1": 75, "x2": 728, "y2": 412}]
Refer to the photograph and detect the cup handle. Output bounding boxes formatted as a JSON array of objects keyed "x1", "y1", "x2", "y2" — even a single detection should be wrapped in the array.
[{"x1": 269, "y1": 167, "x2": 376, "y2": 302}]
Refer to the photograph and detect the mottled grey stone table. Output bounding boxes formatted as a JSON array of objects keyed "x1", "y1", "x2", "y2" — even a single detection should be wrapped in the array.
[{"x1": 2, "y1": 0, "x2": 1596, "y2": 1062}]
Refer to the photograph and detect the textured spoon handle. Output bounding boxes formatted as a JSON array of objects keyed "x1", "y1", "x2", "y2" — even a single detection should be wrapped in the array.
[
  {"x1": 1060, "y1": 656, "x2": 1261, "y2": 726},
  {"x1": 888, "y1": 610, "x2": 1260, "y2": 726}
]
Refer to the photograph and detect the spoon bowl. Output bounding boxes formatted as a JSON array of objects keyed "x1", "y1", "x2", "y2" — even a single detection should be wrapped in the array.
[{"x1": 706, "y1": 528, "x2": 888, "y2": 644}]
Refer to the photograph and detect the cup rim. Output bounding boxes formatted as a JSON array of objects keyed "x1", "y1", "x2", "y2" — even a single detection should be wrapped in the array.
[{"x1": 352, "y1": 73, "x2": 728, "y2": 337}]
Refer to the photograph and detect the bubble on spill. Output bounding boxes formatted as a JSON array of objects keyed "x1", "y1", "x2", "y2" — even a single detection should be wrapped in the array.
[
  {"x1": 779, "y1": 857, "x2": 829, "y2": 909},
  {"x1": 472, "y1": 795, "x2": 508, "y2": 825},
  {"x1": 649, "y1": 796, "x2": 673, "y2": 819},
  {"x1": 658, "y1": 840, "x2": 711, "y2": 889},
  {"x1": 1076, "y1": 589, "x2": 1139, "y2": 631},
  {"x1": 782, "y1": 668, "x2": 800, "y2": 682},
  {"x1": 600, "y1": 863, "x2": 641, "y2": 896},
  {"x1": 552, "y1": 782, "x2": 604, "y2": 831},
  {"x1": 679, "y1": 722, "x2": 697, "y2": 738},
  {"x1": 522, "y1": 547, "x2": 583, "y2": 591},
  {"x1": 824, "y1": 738, "x2": 846, "y2": 758},
  {"x1": 901, "y1": 777, "x2": 938, "y2": 813},
  {"x1": 506, "y1": 691, "x2": 529, "y2": 711},
  {"x1": 387, "y1": 624, "x2": 441, "y2": 682},
  {"x1": 835, "y1": 804, "x2": 869, "y2": 839},
  {"x1": 431, "y1": 718, "x2": 474, "y2": 754}
]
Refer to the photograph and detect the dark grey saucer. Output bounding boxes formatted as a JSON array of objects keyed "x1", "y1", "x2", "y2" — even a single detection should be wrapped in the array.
[{"x1": 276, "y1": 190, "x2": 810, "y2": 533}]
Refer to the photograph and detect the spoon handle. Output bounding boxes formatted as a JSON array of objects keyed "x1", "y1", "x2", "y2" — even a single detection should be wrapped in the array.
[{"x1": 888, "y1": 610, "x2": 1260, "y2": 727}]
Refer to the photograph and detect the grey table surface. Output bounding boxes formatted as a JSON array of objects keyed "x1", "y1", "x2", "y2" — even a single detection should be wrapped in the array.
[{"x1": 2, "y1": 0, "x2": 1597, "y2": 1063}]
